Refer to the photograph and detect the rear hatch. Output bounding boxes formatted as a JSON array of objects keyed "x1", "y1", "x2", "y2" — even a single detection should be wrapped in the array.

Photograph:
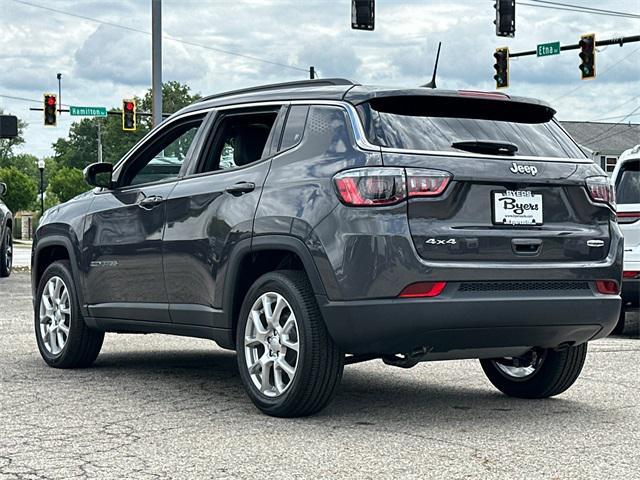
[
  {"x1": 356, "y1": 92, "x2": 613, "y2": 263},
  {"x1": 614, "y1": 157, "x2": 640, "y2": 265}
]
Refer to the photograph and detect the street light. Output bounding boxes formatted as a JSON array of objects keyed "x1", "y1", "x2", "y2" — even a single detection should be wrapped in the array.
[{"x1": 38, "y1": 159, "x2": 45, "y2": 215}]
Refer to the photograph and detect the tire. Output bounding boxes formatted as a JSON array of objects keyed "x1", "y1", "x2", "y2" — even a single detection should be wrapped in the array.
[
  {"x1": 0, "y1": 226, "x2": 12, "y2": 277},
  {"x1": 35, "y1": 260, "x2": 104, "y2": 368},
  {"x1": 480, "y1": 344, "x2": 587, "y2": 399},
  {"x1": 611, "y1": 307, "x2": 626, "y2": 336},
  {"x1": 236, "y1": 270, "x2": 344, "y2": 417}
]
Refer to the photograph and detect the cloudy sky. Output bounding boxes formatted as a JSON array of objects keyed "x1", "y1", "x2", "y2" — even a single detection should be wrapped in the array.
[{"x1": 1, "y1": 0, "x2": 639, "y2": 158}]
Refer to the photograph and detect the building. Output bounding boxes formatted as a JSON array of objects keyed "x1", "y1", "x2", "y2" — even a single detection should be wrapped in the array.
[{"x1": 560, "y1": 121, "x2": 640, "y2": 174}]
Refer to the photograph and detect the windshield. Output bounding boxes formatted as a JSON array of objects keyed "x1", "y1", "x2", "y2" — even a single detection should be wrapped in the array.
[
  {"x1": 615, "y1": 159, "x2": 640, "y2": 204},
  {"x1": 358, "y1": 97, "x2": 585, "y2": 158}
]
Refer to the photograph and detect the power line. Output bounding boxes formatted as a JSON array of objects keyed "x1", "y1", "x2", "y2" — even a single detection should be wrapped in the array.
[
  {"x1": 12, "y1": 0, "x2": 310, "y2": 73},
  {"x1": 587, "y1": 95, "x2": 640, "y2": 122},
  {"x1": 587, "y1": 105, "x2": 640, "y2": 144},
  {"x1": 518, "y1": 1, "x2": 640, "y2": 19},
  {"x1": 551, "y1": 46, "x2": 640, "y2": 102},
  {"x1": 527, "y1": 0, "x2": 640, "y2": 18},
  {"x1": 590, "y1": 113, "x2": 640, "y2": 122}
]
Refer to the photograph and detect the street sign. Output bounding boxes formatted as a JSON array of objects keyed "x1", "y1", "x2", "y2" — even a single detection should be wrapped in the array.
[
  {"x1": 69, "y1": 106, "x2": 108, "y2": 117},
  {"x1": 537, "y1": 41, "x2": 560, "y2": 57}
]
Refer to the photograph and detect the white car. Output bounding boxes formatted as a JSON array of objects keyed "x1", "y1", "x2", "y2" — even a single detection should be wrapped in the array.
[{"x1": 611, "y1": 145, "x2": 640, "y2": 334}]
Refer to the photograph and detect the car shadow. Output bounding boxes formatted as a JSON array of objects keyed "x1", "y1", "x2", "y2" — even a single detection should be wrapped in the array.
[{"x1": 71, "y1": 347, "x2": 603, "y2": 425}]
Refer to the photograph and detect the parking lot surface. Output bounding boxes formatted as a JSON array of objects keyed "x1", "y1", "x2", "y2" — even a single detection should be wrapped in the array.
[{"x1": 1, "y1": 272, "x2": 638, "y2": 479}]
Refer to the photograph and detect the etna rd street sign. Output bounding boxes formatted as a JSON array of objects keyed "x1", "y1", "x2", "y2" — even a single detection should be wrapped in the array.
[
  {"x1": 537, "y1": 42, "x2": 561, "y2": 57},
  {"x1": 69, "y1": 106, "x2": 108, "y2": 117}
]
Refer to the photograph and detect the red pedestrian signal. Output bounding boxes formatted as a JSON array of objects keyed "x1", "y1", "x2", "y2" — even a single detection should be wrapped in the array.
[
  {"x1": 122, "y1": 99, "x2": 136, "y2": 131},
  {"x1": 43, "y1": 94, "x2": 57, "y2": 127}
]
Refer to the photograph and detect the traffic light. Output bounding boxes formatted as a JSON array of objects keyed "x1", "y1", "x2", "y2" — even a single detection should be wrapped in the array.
[
  {"x1": 351, "y1": 0, "x2": 374, "y2": 31},
  {"x1": 43, "y1": 94, "x2": 57, "y2": 127},
  {"x1": 122, "y1": 99, "x2": 136, "y2": 131},
  {"x1": 493, "y1": 47, "x2": 509, "y2": 89},
  {"x1": 494, "y1": 0, "x2": 515, "y2": 37},
  {"x1": 579, "y1": 33, "x2": 596, "y2": 80}
]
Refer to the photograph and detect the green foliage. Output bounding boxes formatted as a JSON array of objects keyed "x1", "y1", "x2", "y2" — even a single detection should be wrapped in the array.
[
  {"x1": 52, "y1": 81, "x2": 201, "y2": 171},
  {"x1": 46, "y1": 167, "x2": 89, "y2": 203},
  {"x1": 0, "y1": 109, "x2": 27, "y2": 160},
  {"x1": 0, "y1": 167, "x2": 37, "y2": 212},
  {"x1": 0, "y1": 153, "x2": 39, "y2": 178}
]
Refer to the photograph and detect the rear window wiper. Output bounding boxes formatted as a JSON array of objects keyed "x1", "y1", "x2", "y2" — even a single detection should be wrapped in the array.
[{"x1": 451, "y1": 140, "x2": 518, "y2": 156}]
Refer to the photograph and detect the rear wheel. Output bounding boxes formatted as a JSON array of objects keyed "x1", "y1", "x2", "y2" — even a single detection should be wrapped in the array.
[
  {"x1": 35, "y1": 260, "x2": 104, "y2": 368},
  {"x1": 236, "y1": 270, "x2": 344, "y2": 417},
  {"x1": 0, "y1": 226, "x2": 12, "y2": 277},
  {"x1": 480, "y1": 344, "x2": 587, "y2": 398}
]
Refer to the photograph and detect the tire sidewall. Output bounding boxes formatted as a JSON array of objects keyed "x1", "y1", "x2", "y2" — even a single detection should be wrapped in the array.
[
  {"x1": 0, "y1": 226, "x2": 10, "y2": 276},
  {"x1": 34, "y1": 261, "x2": 81, "y2": 367},
  {"x1": 236, "y1": 273, "x2": 313, "y2": 413}
]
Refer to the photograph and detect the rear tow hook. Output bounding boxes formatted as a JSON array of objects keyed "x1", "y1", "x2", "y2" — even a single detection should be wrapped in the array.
[{"x1": 382, "y1": 347, "x2": 433, "y2": 369}]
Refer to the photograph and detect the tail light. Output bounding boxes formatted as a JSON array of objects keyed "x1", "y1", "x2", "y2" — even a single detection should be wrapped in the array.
[
  {"x1": 585, "y1": 176, "x2": 615, "y2": 209},
  {"x1": 616, "y1": 211, "x2": 640, "y2": 224},
  {"x1": 334, "y1": 168, "x2": 451, "y2": 207},
  {"x1": 595, "y1": 280, "x2": 619, "y2": 295},
  {"x1": 399, "y1": 281, "x2": 447, "y2": 298},
  {"x1": 623, "y1": 271, "x2": 639, "y2": 279}
]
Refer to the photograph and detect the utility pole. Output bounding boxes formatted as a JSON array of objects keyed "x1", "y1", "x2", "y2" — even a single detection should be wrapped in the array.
[
  {"x1": 56, "y1": 73, "x2": 62, "y2": 115},
  {"x1": 152, "y1": 0, "x2": 162, "y2": 128},
  {"x1": 97, "y1": 121, "x2": 103, "y2": 163}
]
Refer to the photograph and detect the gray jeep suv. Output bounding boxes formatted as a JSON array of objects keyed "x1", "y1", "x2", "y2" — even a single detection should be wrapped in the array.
[{"x1": 32, "y1": 79, "x2": 622, "y2": 417}]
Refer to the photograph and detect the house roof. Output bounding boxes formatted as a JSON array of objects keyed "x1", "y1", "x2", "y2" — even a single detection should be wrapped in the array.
[{"x1": 560, "y1": 121, "x2": 640, "y2": 155}]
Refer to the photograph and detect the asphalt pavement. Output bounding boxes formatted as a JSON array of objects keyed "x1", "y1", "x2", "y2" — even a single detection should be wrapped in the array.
[{"x1": 1, "y1": 272, "x2": 638, "y2": 479}]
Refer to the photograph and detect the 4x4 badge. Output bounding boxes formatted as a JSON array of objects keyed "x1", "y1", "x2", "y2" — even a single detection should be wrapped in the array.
[{"x1": 510, "y1": 162, "x2": 538, "y2": 176}]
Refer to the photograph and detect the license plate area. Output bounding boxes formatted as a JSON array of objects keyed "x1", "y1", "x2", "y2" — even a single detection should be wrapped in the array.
[{"x1": 492, "y1": 190, "x2": 543, "y2": 225}]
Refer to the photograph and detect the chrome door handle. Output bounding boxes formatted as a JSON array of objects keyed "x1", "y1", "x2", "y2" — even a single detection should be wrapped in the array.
[
  {"x1": 138, "y1": 195, "x2": 164, "y2": 209},
  {"x1": 225, "y1": 182, "x2": 255, "y2": 195}
]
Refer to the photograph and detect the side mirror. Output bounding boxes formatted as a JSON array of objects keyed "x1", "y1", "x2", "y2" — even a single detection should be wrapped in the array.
[
  {"x1": 83, "y1": 163, "x2": 113, "y2": 189},
  {"x1": 0, "y1": 182, "x2": 6, "y2": 197}
]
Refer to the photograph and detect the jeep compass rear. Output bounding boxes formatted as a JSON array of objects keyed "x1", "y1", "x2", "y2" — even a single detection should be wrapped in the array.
[{"x1": 33, "y1": 80, "x2": 622, "y2": 417}]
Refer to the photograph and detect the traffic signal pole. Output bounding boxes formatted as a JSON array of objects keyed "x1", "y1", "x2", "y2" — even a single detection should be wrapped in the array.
[
  {"x1": 508, "y1": 34, "x2": 640, "y2": 58},
  {"x1": 152, "y1": 0, "x2": 162, "y2": 128}
]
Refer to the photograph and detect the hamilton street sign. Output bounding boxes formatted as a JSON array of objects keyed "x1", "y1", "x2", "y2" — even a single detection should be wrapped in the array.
[{"x1": 69, "y1": 106, "x2": 108, "y2": 117}]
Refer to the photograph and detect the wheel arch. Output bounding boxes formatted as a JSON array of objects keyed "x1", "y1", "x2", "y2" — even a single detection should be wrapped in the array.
[
  {"x1": 222, "y1": 235, "x2": 327, "y2": 340},
  {"x1": 33, "y1": 236, "x2": 85, "y2": 311}
]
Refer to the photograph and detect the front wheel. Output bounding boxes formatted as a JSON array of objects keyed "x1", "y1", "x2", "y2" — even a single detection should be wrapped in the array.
[
  {"x1": 236, "y1": 270, "x2": 344, "y2": 417},
  {"x1": 480, "y1": 344, "x2": 587, "y2": 399},
  {"x1": 0, "y1": 226, "x2": 12, "y2": 277},
  {"x1": 35, "y1": 260, "x2": 104, "y2": 368}
]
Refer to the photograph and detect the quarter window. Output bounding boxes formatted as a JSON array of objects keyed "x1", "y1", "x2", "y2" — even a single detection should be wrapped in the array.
[{"x1": 279, "y1": 106, "x2": 309, "y2": 151}]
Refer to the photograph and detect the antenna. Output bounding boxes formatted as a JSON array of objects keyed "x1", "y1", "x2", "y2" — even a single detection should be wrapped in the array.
[{"x1": 422, "y1": 42, "x2": 442, "y2": 89}]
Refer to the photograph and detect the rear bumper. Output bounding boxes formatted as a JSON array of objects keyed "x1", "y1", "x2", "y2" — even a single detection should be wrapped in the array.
[{"x1": 317, "y1": 292, "x2": 620, "y2": 356}]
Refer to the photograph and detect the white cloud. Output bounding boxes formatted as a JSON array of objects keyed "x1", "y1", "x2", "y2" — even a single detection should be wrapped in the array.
[{"x1": 0, "y1": 0, "x2": 638, "y2": 158}]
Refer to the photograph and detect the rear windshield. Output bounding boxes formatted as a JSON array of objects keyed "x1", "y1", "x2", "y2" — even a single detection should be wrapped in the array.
[
  {"x1": 615, "y1": 159, "x2": 640, "y2": 204},
  {"x1": 358, "y1": 97, "x2": 584, "y2": 158}
]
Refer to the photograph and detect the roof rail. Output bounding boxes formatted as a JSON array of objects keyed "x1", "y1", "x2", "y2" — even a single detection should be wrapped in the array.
[{"x1": 197, "y1": 78, "x2": 355, "y2": 103}]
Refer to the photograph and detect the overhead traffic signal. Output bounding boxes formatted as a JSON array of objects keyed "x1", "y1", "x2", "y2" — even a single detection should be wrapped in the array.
[
  {"x1": 351, "y1": 0, "x2": 374, "y2": 31},
  {"x1": 494, "y1": 0, "x2": 515, "y2": 37},
  {"x1": 579, "y1": 33, "x2": 596, "y2": 80},
  {"x1": 43, "y1": 94, "x2": 57, "y2": 127},
  {"x1": 122, "y1": 99, "x2": 136, "y2": 131},
  {"x1": 493, "y1": 47, "x2": 509, "y2": 89}
]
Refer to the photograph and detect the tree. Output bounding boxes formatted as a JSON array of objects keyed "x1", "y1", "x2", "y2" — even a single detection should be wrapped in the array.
[
  {"x1": 53, "y1": 81, "x2": 201, "y2": 170},
  {"x1": 0, "y1": 109, "x2": 27, "y2": 160},
  {"x1": 0, "y1": 153, "x2": 39, "y2": 178},
  {"x1": 0, "y1": 167, "x2": 37, "y2": 212},
  {"x1": 46, "y1": 167, "x2": 89, "y2": 203}
]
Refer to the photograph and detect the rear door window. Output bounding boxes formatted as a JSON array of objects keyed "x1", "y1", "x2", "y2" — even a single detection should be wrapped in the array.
[
  {"x1": 358, "y1": 96, "x2": 584, "y2": 158},
  {"x1": 615, "y1": 159, "x2": 640, "y2": 204}
]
